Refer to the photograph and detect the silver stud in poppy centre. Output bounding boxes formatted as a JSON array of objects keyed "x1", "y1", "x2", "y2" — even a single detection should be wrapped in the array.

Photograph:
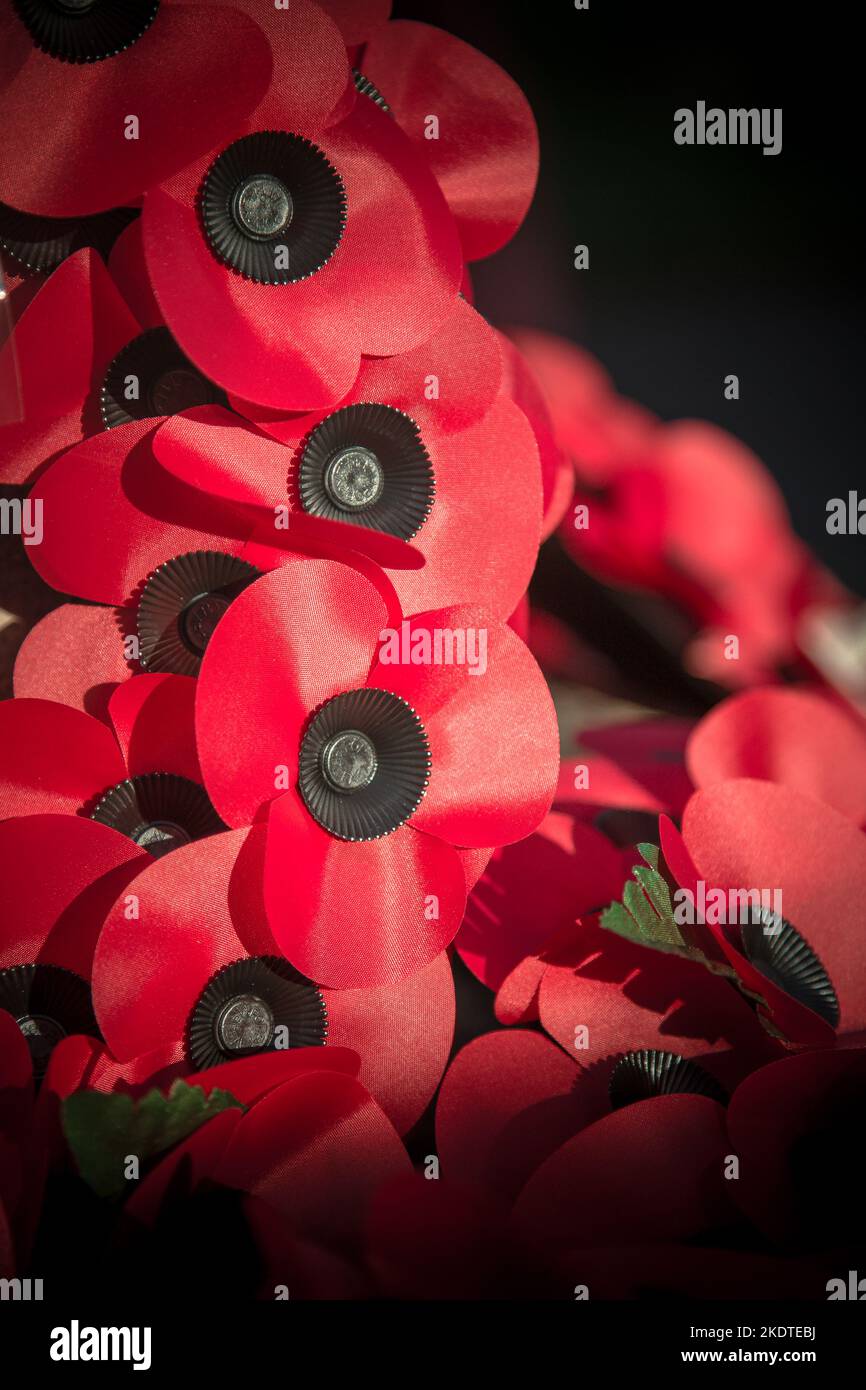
[
  {"x1": 321, "y1": 730, "x2": 379, "y2": 793},
  {"x1": 232, "y1": 175, "x2": 293, "y2": 241},
  {"x1": 324, "y1": 447, "x2": 385, "y2": 511},
  {"x1": 216, "y1": 994, "x2": 275, "y2": 1053}
]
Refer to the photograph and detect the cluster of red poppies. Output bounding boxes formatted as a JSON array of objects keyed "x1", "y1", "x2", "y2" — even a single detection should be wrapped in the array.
[{"x1": 1, "y1": 1, "x2": 863, "y2": 1302}]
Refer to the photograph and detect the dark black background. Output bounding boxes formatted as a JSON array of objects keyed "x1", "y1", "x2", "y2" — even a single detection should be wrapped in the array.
[{"x1": 393, "y1": 0, "x2": 865, "y2": 596}]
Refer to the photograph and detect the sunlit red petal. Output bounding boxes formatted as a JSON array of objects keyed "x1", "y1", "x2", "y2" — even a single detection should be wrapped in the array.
[
  {"x1": 108, "y1": 673, "x2": 201, "y2": 783},
  {"x1": 0, "y1": 699, "x2": 125, "y2": 817},
  {"x1": 265, "y1": 792, "x2": 466, "y2": 988},
  {"x1": 363, "y1": 22, "x2": 538, "y2": 260},
  {"x1": 29, "y1": 421, "x2": 253, "y2": 603},
  {"x1": 326, "y1": 951, "x2": 454, "y2": 1135},
  {"x1": 0, "y1": 814, "x2": 146, "y2": 975},
  {"x1": 687, "y1": 687, "x2": 866, "y2": 825},
  {"x1": 13, "y1": 604, "x2": 133, "y2": 722},
  {"x1": 370, "y1": 608, "x2": 558, "y2": 847},
  {"x1": 0, "y1": 4, "x2": 272, "y2": 216}
]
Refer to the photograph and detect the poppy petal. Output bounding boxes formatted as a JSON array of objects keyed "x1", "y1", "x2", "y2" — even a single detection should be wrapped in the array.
[
  {"x1": 436, "y1": 1030, "x2": 603, "y2": 1201},
  {"x1": 0, "y1": 250, "x2": 137, "y2": 483},
  {"x1": 0, "y1": 814, "x2": 146, "y2": 975},
  {"x1": 370, "y1": 608, "x2": 559, "y2": 847},
  {"x1": 265, "y1": 792, "x2": 466, "y2": 988},
  {"x1": 13, "y1": 603, "x2": 133, "y2": 722},
  {"x1": 108, "y1": 673, "x2": 201, "y2": 782},
  {"x1": 214, "y1": 1070, "x2": 411, "y2": 1246},
  {"x1": 457, "y1": 813, "x2": 626, "y2": 991},
  {"x1": 383, "y1": 398, "x2": 543, "y2": 621},
  {"x1": 0, "y1": 699, "x2": 125, "y2": 817},
  {"x1": 514, "y1": 1095, "x2": 731, "y2": 1252},
  {"x1": 92, "y1": 826, "x2": 269, "y2": 1060},
  {"x1": 679, "y1": 780, "x2": 866, "y2": 1041},
  {"x1": 29, "y1": 421, "x2": 253, "y2": 603},
  {"x1": 363, "y1": 22, "x2": 538, "y2": 260},
  {"x1": 326, "y1": 951, "x2": 454, "y2": 1135},
  {"x1": 687, "y1": 687, "x2": 866, "y2": 825},
  {"x1": 0, "y1": 4, "x2": 272, "y2": 216}
]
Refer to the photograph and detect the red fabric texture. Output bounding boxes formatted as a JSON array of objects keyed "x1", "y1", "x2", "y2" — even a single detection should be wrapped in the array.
[
  {"x1": 0, "y1": 2, "x2": 272, "y2": 216},
  {"x1": 363, "y1": 21, "x2": 539, "y2": 260}
]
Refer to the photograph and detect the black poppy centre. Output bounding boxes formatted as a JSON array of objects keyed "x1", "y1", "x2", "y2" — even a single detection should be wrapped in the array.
[
  {"x1": 299, "y1": 403, "x2": 435, "y2": 541},
  {"x1": 136, "y1": 550, "x2": 261, "y2": 677},
  {"x1": 0, "y1": 963, "x2": 100, "y2": 1079},
  {"x1": 201, "y1": 131, "x2": 346, "y2": 285},
  {"x1": 101, "y1": 328, "x2": 228, "y2": 429},
  {"x1": 89, "y1": 772, "x2": 225, "y2": 858},
  {"x1": 608, "y1": 1049, "x2": 728, "y2": 1110},
  {"x1": 298, "y1": 688, "x2": 430, "y2": 841},
  {"x1": 188, "y1": 957, "x2": 327, "y2": 1071},
  {"x1": 740, "y1": 906, "x2": 839, "y2": 1028},
  {"x1": 14, "y1": 0, "x2": 160, "y2": 64}
]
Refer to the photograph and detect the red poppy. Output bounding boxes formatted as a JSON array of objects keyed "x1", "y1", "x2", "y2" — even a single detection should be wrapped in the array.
[
  {"x1": 726, "y1": 1047, "x2": 866, "y2": 1252},
  {"x1": 0, "y1": 250, "x2": 138, "y2": 484},
  {"x1": 686, "y1": 685, "x2": 866, "y2": 827},
  {"x1": 660, "y1": 779, "x2": 866, "y2": 1049},
  {"x1": 513, "y1": 1090, "x2": 733, "y2": 1255},
  {"x1": 92, "y1": 825, "x2": 454, "y2": 1135},
  {"x1": 141, "y1": 5, "x2": 462, "y2": 412},
  {"x1": 151, "y1": 344, "x2": 541, "y2": 620},
  {"x1": 194, "y1": 560, "x2": 558, "y2": 987},
  {"x1": 456, "y1": 809, "x2": 628, "y2": 993},
  {"x1": 0, "y1": 2, "x2": 271, "y2": 217},
  {"x1": 0, "y1": 808, "x2": 149, "y2": 1263},
  {"x1": 361, "y1": 21, "x2": 539, "y2": 261},
  {"x1": 512, "y1": 328, "x2": 839, "y2": 687},
  {"x1": 125, "y1": 1068, "x2": 411, "y2": 1258}
]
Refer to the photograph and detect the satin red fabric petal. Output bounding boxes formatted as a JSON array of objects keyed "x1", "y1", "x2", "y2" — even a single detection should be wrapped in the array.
[
  {"x1": 382, "y1": 399, "x2": 542, "y2": 621},
  {"x1": 727, "y1": 1049, "x2": 866, "y2": 1247},
  {"x1": 326, "y1": 952, "x2": 454, "y2": 1135},
  {"x1": 321, "y1": 0, "x2": 392, "y2": 45},
  {"x1": 537, "y1": 916, "x2": 774, "y2": 1088},
  {"x1": 677, "y1": 780, "x2": 866, "y2": 1042},
  {"x1": 498, "y1": 332, "x2": 573, "y2": 540},
  {"x1": 0, "y1": 815, "x2": 146, "y2": 975},
  {"x1": 213, "y1": 1070, "x2": 411, "y2": 1246},
  {"x1": 514, "y1": 1095, "x2": 731, "y2": 1252},
  {"x1": 29, "y1": 421, "x2": 254, "y2": 603},
  {"x1": 457, "y1": 813, "x2": 626, "y2": 991},
  {"x1": 370, "y1": 608, "x2": 559, "y2": 847},
  {"x1": 264, "y1": 792, "x2": 467, "y2": 988},
  {"x1": 0, "y1": 250, "x2": 137, "y2": 484},
  {"x1": 363, "y1": 22, "x2": 539, "y2": 260},
  {"x1": 92, "y1": 828, "x2": 273, "y2": 1061},
  {"x1": 107, "y1": 674, "x2": 201, "y2": 784},
  {"x1": 687, "y1": 687, "x2": 866, "y2": 826},
  {"x1": 436, "y1": 1030, "x2": 603, "y2": 1201},
  {"x1": 13, "y1": 604, "x2": 133, "y2": 722},
  {"x1": 0, "y1": 698, "x2": 125, "y2": 817},
  {"x1": 0, "y1": 4, "x2": 272, "y2": 216}
]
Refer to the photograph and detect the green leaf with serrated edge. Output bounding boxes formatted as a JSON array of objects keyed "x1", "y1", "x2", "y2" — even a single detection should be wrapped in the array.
[
  {"x1": 62, "y1": 1080, "x2": 244, "y2": 1200},
  {"x1": 600, "y1": 845, "x2": 718, "y2": 966},
  {"x1": 636, "y1": 843, "x2": 660, "y2": 870}
]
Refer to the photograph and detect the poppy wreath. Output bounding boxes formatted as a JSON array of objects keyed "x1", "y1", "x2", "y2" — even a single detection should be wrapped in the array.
[{"x1": 2, "y1": 0, "x2": 864, "y2": 1307}]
